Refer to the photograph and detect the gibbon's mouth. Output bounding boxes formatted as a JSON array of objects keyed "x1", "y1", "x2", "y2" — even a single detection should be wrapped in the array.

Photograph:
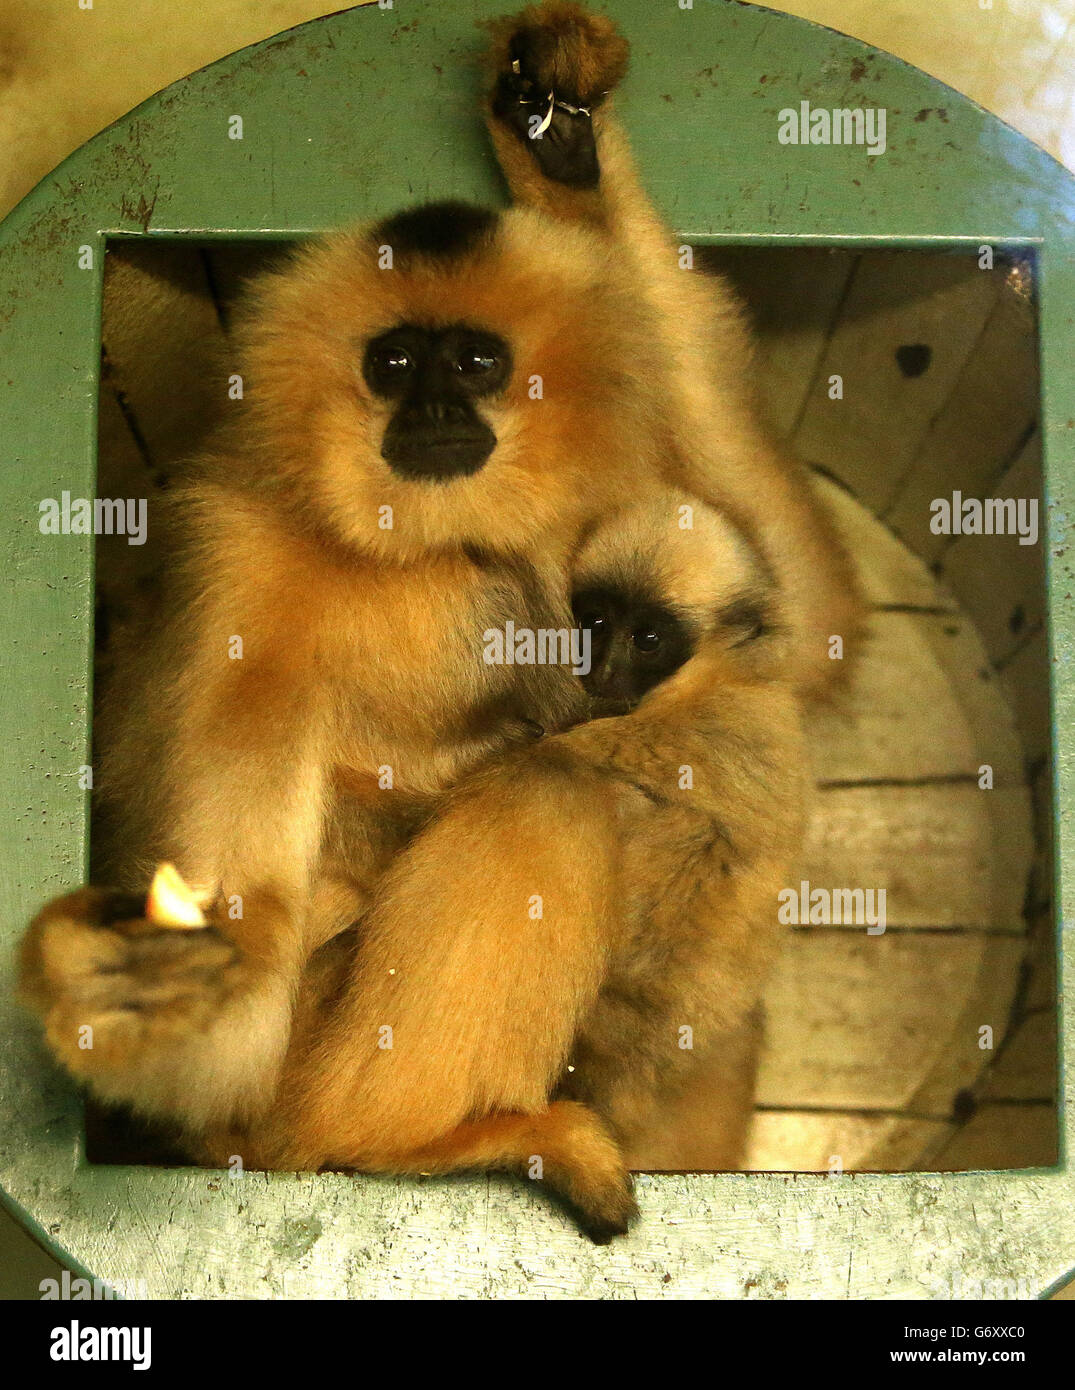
[
  {"x1": 586, "y1": 693, "x2": 638, "y2": 720},
  {"x1": 382, "y1": 424, "x2": 497, "y2": 483}
]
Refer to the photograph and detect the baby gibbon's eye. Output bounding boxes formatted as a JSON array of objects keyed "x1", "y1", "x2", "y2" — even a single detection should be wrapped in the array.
[
  {"x1": 575, "y1": 610, "x2": 607, "y2": 633},
  {"x1": 632, "y1": 628, "x2": 661, "y2": 653}
]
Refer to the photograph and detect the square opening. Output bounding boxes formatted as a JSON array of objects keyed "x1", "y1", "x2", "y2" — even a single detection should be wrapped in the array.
[{"x1": 86, "y1": 236, "x2": 1057, "y2": 1175}]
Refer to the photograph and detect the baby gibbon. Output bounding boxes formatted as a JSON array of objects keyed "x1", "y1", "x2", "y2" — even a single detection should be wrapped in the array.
[{"x1": 558, "y1": 493, "x2": 802, "y2": 1172}]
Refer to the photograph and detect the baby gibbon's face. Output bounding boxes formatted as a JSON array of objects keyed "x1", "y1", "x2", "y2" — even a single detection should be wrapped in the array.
[
  {"x1": 572, "y1": 491, "x2": 771, "y2": 709},
  {"x1": 572, "y1": 584, "x2": 695, "y2": 705}
]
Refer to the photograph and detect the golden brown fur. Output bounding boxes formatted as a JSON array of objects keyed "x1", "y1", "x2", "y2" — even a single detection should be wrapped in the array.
[
  {"x1": 484, "y1": 1, "x2": 864, "y2": 700},
  {"x1": 22, "y1": 202, "x2": 666, "y2": 1134},
  {"x1": 556, "y1": 491, "x2": 804, "y2": 1168}
]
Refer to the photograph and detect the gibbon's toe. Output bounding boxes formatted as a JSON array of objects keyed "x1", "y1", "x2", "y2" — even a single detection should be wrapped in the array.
[
  {"x1": 540, "y1": 1160, "x2": 639, "y2": 1242},
  {"x1": 490, "y1": 2, "x2": 630, "y2": 188},
  {"x1": 576, "y1": 1175, "x2": 640, "y2": 1245},
  {"x1": 18, "y1": 886, "x2": 243, "y2": 1079}
]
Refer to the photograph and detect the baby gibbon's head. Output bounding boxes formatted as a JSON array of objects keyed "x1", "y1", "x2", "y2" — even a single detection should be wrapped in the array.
[
  {"x1": 225, "y1": 201, "x2": 659, "y2": 561},
  {"x1": 571, "y1": 491, "x2": 775, "y2": 707}
]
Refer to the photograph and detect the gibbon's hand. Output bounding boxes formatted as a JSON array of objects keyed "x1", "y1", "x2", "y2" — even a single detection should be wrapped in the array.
[
  {"x1": 18, "y1": 886, "x2": 246, "y2": 1092},
  {"x1": 490, "y1": 1, "x2": 630, "y2": 187}
]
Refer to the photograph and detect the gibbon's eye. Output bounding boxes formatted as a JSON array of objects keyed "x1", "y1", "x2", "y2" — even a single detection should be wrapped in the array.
[
  {"x1": 632, "y1": 628, "x2": 662, "y2": 653},
  {"x1": 440, "y1": 328, "x2": 512, "y2": 395},
  {"x1": 374, "y1": 345, "x2": 415, "y2": 375},
  {"x1": 571, "y1": 589, "x2": 616, "y2": 651},
  {"x1": 456, "y1": 346, "x2": 500, "y2": 376},
  {"x1": 362, "y1": 329, "x2": 428, "y2": 398}
]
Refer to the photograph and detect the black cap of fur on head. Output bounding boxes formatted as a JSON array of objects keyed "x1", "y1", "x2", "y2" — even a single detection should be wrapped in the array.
[{"x1": 374, "y1": 202, "x2": 499, "y2": 262}]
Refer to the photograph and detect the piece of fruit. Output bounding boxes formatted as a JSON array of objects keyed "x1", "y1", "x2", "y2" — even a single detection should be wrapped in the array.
[{"x1": 145, "y1": 862, "x2": 208, "y2": 929}]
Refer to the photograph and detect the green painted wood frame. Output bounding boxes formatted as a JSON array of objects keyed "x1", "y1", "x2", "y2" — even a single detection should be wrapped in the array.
[{"x1": 1, "y1": 0, "x2": 1071, "y2": 1299}]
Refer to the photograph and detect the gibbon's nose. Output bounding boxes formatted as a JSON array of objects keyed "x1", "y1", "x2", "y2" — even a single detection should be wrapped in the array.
[
  {"x1": 419, "y1": 394, "x2": 471, "y2": 427},
  {"x1": 381, "y1": 394, "x2": 497, "y2": 482},
  {"x1": 580, "y1": 645, "x2": 635, "y2": 703}
]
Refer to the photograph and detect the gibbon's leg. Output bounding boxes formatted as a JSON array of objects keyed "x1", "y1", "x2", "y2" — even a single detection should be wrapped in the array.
[
  {"x1": 484, "y1": 3, "x2": 865, "y2": 701},
  {"x1": 243, "y1": 748, "x2": 624, "y2": 1182},
  {"x1": 222, "y1": 907, "x2": 637, "y2": 1239},
  {"x1": 207, "y1": 1099, "x2": 637, "y2": 1244}
]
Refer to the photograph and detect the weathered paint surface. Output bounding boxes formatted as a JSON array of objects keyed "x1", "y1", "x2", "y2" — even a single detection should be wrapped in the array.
[{"x1": 0, "y1": 0, "x2": 1072, "y2": 1298}]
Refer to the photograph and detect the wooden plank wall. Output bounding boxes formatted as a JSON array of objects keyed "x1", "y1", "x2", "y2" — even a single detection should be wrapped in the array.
[
  {"x1": 746, "y1": 484, "x2": 1050, "y2": 1171},
  {"x1": 94, "y1": 239, "x2": 287, "y2": 641},
  {"x1": 706, "y1": 246, "x2": 1055, "y2": 1172}
]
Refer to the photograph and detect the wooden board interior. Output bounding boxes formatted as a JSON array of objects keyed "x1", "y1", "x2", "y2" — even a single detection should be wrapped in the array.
[{"x1": 746, "y1": 479, "x2": 1054, "y2": 1171}]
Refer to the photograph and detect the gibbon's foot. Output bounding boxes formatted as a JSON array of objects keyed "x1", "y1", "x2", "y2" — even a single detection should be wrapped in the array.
[
  {"x1": 569, "y1": 1170, "x2": 639, "y2": 1245},
  {"x1": 370, "y1": 1101, "x2": 640, "y2": 1243},
  {"x1": 552, "y1": 1158, "x2": 638, "y2": 1242},
  {"x1": 490, "y1": 2, "x2": 630, "y2": 188},
  {"x1": 526, "y1": 1101, "x2": 639, "y2": 1242},
  {"x1": 18, "y1": 886, "x2": 244, "y2": 1084}
]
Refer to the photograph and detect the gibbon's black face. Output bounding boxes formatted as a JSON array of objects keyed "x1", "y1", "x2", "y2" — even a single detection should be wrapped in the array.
[
  {"x1": 363, "y1": 323, "x2": 513, "y2": 482},
  {"x1": 572, "y1": 585, "x2": 695, "y2": 706}
]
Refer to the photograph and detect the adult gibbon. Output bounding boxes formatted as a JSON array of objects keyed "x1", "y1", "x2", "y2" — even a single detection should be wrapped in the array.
[
  {"x1": 20, "y1": 196, "x2": 667, "y2": 1133},
  {"x1": 18, "y1": 1, "x2": 856, "y2": 1232}
]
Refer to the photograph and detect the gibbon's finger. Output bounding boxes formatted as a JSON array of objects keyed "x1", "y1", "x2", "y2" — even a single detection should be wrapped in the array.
[{"x1": 495, "y1": 87, "x2": 601, "y2": 189}]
